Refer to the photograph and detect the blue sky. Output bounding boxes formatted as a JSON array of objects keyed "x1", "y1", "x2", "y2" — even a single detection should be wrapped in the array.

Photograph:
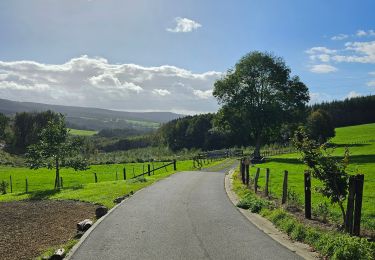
[{"x1": 0, "y1": 0, "x2": 374, "y2": 114}]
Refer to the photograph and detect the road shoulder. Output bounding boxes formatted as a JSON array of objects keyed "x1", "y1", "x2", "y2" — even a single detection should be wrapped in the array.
[{"x1": 224, "y1": 169, "x2": 320, "y2": 260}]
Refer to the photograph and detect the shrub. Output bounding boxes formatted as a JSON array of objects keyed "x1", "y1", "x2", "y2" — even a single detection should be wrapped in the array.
[
  {"x1": 290, "y1": 224, "x2": 306, "y2": 241},
  {"x1": 0, "y1": 180, "x2": 8, "y2": 194},
  {"x1": 236, "y1": 193, "x2": 269, "y2": 213},
  {"x1": 314, "y1": 201, "x2": 330, "y2": 223},
  {"x1": 287, "y1": 189, "x2": 301, "y2": 207}
]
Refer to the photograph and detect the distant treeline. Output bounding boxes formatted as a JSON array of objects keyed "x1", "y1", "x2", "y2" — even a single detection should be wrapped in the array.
[{"x1": 311, "y1": 95, "x2": 375, "y2": 127}]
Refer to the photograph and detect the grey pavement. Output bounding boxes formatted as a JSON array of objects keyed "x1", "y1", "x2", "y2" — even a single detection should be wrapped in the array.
[{"x1": 70, "y1": 170, "x2": 302, "y2": 260}]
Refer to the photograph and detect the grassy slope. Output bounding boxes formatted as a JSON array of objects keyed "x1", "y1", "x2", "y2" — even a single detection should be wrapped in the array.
[
  {"x1": 253, "y1": 123, "x2": 375, "y2": 231},
  {"x1": 0, "y1": 159, "x2": 230, "y2": 208},
  {"x1": 68, "y1": 128, "x2": 98, "y2": 136}
]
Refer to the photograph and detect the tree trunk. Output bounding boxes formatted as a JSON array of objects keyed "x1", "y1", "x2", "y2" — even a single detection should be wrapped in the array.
[
  {"x1": 55, "y1": 158, "x2": 60, "y2": 189},
  {"x1": 254, "y1": 135, "x2": 262, "y2": 158}
]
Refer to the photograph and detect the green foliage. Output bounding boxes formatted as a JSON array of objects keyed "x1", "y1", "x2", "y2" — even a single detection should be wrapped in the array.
[
  {"x1": 12, "y1": 110, "x2": 59, "y2": 152},
  {"x1": 233, "y1": 168, "x2": 375, "y2": 259},
  {"x1": 307, "y1": 109, "x2": 335, "y2": 143},
  {"x1": 0, "y1": 180, "x2": 8, "y2": 194},
  {"x1": 0, "y1": 112, "x2": 9, "y2": 140},
  {"x1": 311, "y1": 94, "x2": 375, "y2": 128},
  {"x1": 293, "y1": 128, "x2": 349, "y2": 224},
  {"x1": 26, "y1": 113, "x2": 88, "y2": 189},
  {"x1": 213, "y1": 51, "x2": 309, "y2": 157},
  {"x1": 236, "y1": 193, "x2": 269, "y2": 213},
  {"x1": 159, "y1": 113, "x2": 228, "y2": 151},
  {"x1": 314, "y1": 202, "x2": 330, "y2": 223},
  {"x1": 287, "y1": 189, "x2": 301, "y2": 207}
]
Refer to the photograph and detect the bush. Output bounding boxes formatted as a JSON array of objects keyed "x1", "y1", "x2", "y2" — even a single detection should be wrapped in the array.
[
  {"x1": 290, "y1": 224, "x2": 306, "y2": 241},
  {"x1": 0, "y1": 180, "x2": 8, "y2": 194},
  {"x1": 236, "y1": 193, "x2": 269, "y2": 213},
  {"x1": 314, "y1": 201, "x2": 330, "y2": 223}
]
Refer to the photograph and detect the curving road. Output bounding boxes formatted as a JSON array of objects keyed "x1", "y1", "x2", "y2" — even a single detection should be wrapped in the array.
[{"x1": 69, "y1": 169, "x2": 302, "y2": 260}]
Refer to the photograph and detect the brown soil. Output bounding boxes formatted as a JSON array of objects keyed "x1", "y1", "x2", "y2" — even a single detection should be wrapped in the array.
[{"x1": 0, "y1": 200, "x2": 97, "y2": 260}]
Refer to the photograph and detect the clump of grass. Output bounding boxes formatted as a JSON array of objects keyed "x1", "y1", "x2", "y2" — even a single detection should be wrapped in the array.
[{"x1": 236, "y1": 193, "x2": 270, "y2": 213}]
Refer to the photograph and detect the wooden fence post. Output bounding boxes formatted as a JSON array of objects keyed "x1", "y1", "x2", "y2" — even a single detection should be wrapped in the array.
[
  {"x1": 240, "y1": 159, "x2": 245, "y2": 184},
  {"x1": 254, "y1": 168, "x2": 260, "y2": 193},
  {"x1": 265, "y1": 168, "x2": 270, "y2": 197},
  {"x1": 94, "y1": 172, "x2": 98, "y2": 183},
  {"x1": 148, "y1": 164, "x2": 151, "y2": 176},
  {"x1": 25, "y1": 178, "x2": 28, "y2": 193},
  {"x1": 173, "y1": 159, "x2": 177, "y2": 171},
  {"x1": 353, "y1": 174, "x2": 364, "y2": 236},
  {"x1": 60, "y1": 177, "x2": 63, "y2": 189},
  {"x1": 9, "y1": 175, "x2": 12, "y2": 193},
  {"x1": 345, "y1": 176, "x2": 356, "y2": 233},
  {"x1": 304, "y1": 170, "x2": 311, "y2": 219},
  {"x1": 245, "y1": 164, "x2": 250, "y2": 186},
  {"x1": 282, "y1": 170, "x2": 288, "y2": 204},
  {"x1": 123, "y1": 167, "x2": 126, "y2": 180}
]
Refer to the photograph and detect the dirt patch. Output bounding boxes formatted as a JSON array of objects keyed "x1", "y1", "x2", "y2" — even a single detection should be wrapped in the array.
[{"x1": 0, "y1": 200, "x2": 97, "y2": 260}]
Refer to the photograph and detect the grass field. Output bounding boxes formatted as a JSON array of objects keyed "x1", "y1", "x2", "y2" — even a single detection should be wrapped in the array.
[
  {"x1": 68, "y1": 128, "x2": 98, "y2": 136},
  {"x1": 252, "y1": 123, "x2": 375, "y2": 231},
  {"x1": 0, "y1": 158, "x2": 230, "y2": 208}
]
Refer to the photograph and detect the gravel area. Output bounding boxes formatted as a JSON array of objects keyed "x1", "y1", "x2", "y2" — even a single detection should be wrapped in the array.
[{"x1": 0, "y1": 200, "x2": 97, "y2": 260}]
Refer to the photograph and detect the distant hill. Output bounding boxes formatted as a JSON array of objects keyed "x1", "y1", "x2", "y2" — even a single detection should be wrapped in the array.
[{"x1": 0, "y1": 98, "x2": 184, "y2": 130}]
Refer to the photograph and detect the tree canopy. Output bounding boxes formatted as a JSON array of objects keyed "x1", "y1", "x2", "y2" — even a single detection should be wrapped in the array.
[
  {"x1": 307, "y1": 109, "x2": 335, "y2": 143},
  {"x1": 213, "y1": 51, "x2": 309, "y2": 158},
  {"x1": 26, "y1": 113, "x2": 88, "y2": 189}
]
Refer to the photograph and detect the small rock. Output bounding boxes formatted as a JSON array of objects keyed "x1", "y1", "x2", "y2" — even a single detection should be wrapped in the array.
[
  {"x1": 49, "y1": 248, "x2": 65, "y2": 260},
  {"x1": 95, "y1": 206, "x2": 108, "y2": 218},
  {"x1": 77, "y1": 219, "x2": 93, "y2": 232}
]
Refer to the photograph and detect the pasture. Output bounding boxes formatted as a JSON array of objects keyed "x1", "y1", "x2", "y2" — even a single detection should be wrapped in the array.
[
  {"x1": 68, "y1": 128, "x2": 98, "y2": 136},
  {"x1": 253, "y1": 123, "x2": 375, "y2": 231},
  {"x1": 0, "y1": 159, "x2": 230, "y2": 208}
]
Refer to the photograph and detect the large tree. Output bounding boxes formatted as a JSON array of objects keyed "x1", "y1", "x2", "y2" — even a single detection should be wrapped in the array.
[
  {"x1": 26, "y1": 113, "x2": 88, "y2": 189},
  {"x1": 213, "y1": 51, "x2": 309, "y2": 158}
]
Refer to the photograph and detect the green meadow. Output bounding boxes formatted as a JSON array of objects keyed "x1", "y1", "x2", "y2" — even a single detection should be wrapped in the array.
[
  {"x1": 68, "y1": 128, "x2": 98, "y2": 136},
  {"x1": 0, "y1": 158, "x2": 231, "y2": 208},
  {"x1": 252, "y1": 123, "x2": 375, "y2": 231}
]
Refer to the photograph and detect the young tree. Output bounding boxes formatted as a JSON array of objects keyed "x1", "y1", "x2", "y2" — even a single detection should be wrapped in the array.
[
  {"x1": 213, "y1": 51, "x2": 309, "y2": 159},
  {"x1": 306, "y1": 109, "x2": 335, "y2": 143},
  {"x1": 26, "y1": 113, "x2": 88, "y2": 189},
  {"x1": 293, "y1": 128, "x2": 349, "y2": 225}
]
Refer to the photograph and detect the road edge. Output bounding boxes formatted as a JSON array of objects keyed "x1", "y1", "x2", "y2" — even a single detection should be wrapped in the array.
[{"x1": 224, "y1": 169, "x2": 320, "y2": 260}]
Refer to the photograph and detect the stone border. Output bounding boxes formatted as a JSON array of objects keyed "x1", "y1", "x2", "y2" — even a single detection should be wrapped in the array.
[{"x1": 224, "y1": 169, "x2": 320, "y2": 260}]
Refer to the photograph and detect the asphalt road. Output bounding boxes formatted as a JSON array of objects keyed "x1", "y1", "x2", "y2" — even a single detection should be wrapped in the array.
[{"x1": 70, "y1": 170, "x2": 302, "y2": 260}]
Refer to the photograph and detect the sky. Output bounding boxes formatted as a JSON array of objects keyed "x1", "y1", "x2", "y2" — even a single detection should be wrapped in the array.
[{"x1": 0, "y1": 0, "x2": 374, "y2": 114}]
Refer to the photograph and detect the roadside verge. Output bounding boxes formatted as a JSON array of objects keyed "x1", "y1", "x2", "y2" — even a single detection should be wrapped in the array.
[{"x1": 224, "y1": 169, "x2": 320, "y2": 260}]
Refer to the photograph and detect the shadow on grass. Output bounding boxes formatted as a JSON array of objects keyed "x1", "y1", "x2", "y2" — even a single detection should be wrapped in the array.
[
  {"x1": 331, "y1": 143, "x2": 370, "y2": 148},
  {"x1": 267, "y1": 154, "x2": 375, "y2": 165},
  {"x1": 16, "y1": 185, "x2": 84, "y2": 200},
  {"x1": 267, "y1": 157, "x2": 301, "y2": 165}
]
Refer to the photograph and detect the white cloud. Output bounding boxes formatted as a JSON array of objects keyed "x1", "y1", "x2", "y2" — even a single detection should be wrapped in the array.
[
  {"x1": 152, "y1": 88, "x2": 171, "y2": 96},
  {"x1": 331, "y1": 41, "x2": 375, "y2": 63},
  {"x1": 309, "y1": 92, "x2": 332, "y2": 104},
  {"x1": 356, "y1": 30, "x2": 367, "y2": 37},
  {"x1": 306, "y1": 47, "x2": 337, "y2": 55},
  {"x1": 346, "y1": 91, "x2": 362, "y2": 99},
  {"x1": 331, "y1": 34, "x2": 349, "y2": 41},
  {"x1": 166, "y1": 17, "x2": 202, "y2": 33},
  {"x1": 193, "y1": 89, "x2": 212, "y2": 99},
  {"x1": 367, "y1": 80, "x2": 375, "y2": 87},
  {"x1": 0, "y1": 56, "x2": 222, "y2": 113},
  {"x1": 309, "y1": 64, "x2": 338, "y2": 73}
]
